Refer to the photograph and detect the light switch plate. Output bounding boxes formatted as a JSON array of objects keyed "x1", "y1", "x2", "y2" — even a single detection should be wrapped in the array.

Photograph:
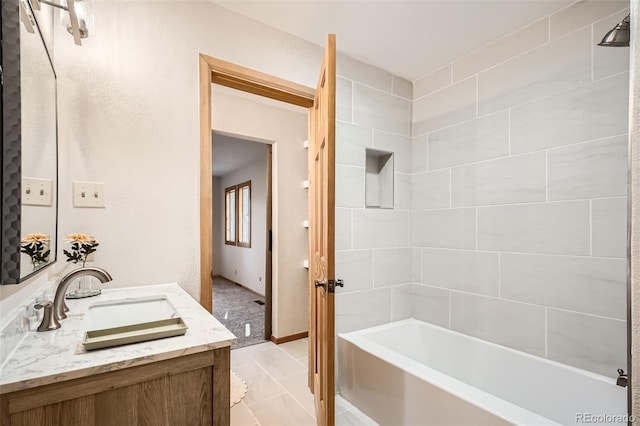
[
  {"x1": 73, "y1": 181, "x2": 105, "y2": 208},
  {"x1": 22, "y1": 177, "x2": 53, "y2": 206}
]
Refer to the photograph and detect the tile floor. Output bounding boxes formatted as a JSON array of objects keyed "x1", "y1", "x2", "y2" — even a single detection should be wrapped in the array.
[{"x1": 231, "y1": 338, "x2": 378, "y2": 425}]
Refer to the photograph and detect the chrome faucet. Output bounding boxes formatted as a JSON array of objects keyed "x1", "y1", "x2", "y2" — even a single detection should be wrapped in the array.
[{"x1": 53, "y1": 267, "x2": 113, "y2": 321}]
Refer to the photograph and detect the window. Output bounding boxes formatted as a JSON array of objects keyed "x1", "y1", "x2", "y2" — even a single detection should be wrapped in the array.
[
  {"x1": 224, "y1": 181, "x2": 251, "y2": 247},
  {"x1": 237, "y1": 181, "x2": 251, "y2": 247},
  {"x1": 224, "y1": 186, "x2": 236, "y2": 245}
]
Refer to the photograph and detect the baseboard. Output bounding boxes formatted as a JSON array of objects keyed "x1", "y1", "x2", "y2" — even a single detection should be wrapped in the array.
[
  {"x1": 270, "y1": 331, "x2": 308, "y2": 345},
  {"x1": 216, "y1": 275, "x2": 265, "y2": 298}
]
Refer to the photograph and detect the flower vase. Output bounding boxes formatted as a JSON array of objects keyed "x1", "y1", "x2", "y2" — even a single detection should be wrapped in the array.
[{"x1": 65, "y1": 273, "x2": 102, "y2": 299}]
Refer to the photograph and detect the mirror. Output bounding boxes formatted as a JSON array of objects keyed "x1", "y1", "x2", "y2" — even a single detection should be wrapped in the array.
[{"x1": 1, "y1": 0, "x2": 58, "y2": 284}]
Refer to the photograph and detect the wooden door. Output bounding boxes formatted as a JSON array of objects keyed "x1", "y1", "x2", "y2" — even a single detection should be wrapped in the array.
[{"x1": 308, "y1": 34, "x2": 337, "y2": 426}]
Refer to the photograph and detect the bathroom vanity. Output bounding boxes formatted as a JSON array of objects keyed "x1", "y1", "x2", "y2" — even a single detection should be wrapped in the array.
[{"x1": 0, "y1": 284, "x2": 235, "y2": 425}]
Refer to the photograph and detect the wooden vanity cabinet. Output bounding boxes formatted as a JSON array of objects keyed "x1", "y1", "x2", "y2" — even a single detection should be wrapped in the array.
[{"x1": 0, "y1": 347, "x2": 230, "y2": 426}]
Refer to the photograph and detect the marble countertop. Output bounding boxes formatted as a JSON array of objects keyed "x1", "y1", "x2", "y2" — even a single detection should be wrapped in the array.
[{"x1": 0, "y1": 283, "x2": 236, "y2": 394}]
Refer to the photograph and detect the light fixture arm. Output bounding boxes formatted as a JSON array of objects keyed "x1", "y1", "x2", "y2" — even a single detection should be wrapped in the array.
[
  {"x1": 38, "y1": 0, "x2": 68, "y2": 11},
  {"x1": 31, "y1": 0, "x2": 83, "y2": 45}
]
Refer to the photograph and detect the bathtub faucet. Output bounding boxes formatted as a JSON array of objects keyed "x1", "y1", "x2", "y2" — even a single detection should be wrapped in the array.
[{"x1": 616, "y1": 369, "x2": 628, "y2": 387}]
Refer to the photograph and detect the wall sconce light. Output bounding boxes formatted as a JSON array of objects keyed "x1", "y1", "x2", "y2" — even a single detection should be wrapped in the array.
[{"x1": 29, "y1": 0, "x2": 92, "y2": 46}]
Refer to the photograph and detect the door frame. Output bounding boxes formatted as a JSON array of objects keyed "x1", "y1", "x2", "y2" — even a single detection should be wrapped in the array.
[{"x1": 198, "y1": 54, "x2": 314, "y2": 315}]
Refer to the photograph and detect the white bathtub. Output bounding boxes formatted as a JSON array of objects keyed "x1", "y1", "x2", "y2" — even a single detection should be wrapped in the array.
[{"x1": 338, "y1": 319, "x2": 628, "y2": 426}]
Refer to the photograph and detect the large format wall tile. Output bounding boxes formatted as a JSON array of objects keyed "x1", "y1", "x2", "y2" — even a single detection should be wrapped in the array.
[
  {"x1": 353, "y1": 83, "x2": 410, "y2": 136},
  {"x1": 336, "y1": 165, "x2": 365, "y2": 208},
  {"x1": 411, "y1": 284, "x2": 450, "y2": 327},
  {"x1": 412, "y1": 134, "x2": 429, "y2": 173},
  {"x1": 548, "y1": 135, "x2": 627, "y2": 201},
  {"x1": 335, "y1": 250, "x2": 373, "y2": 293},
  {"x1": 453, "y1": 18, "x2": 549, "y2": 82},
  {"x1": 547, "y1": 309, "x2": 626, "y2": 376},
  {"x1": 477, "y1": 201, "x2": 590, "y2": 255},
  {"x1": 374, "y1": 248, "x2": 412, "y2": 287},
  {"x1": 428, "y1": 111, "x2": 509, "y2": 170},
  {"x1": 392, "y1": 76, "x2": 413, "y2": 100},
  {"x1": 510, "y1": 73, "x2": 629, "y2": 154},
  {"x1": 593, "y1": 10, "x2": 631, "y2": 80},
  {"x1": 421, "y1": 249, "x2": 499, "y2": 297},
  {"x1": 413, "y1": 77, "x2": 476, "y2": 135},
  {"x1": 451, "y1": 152, "x2": 546, "y2": 207},
  {"x1": 373, "y1": 131, "x2": 412, "y2": 173},
  {"x1": 394, "y1": 172, "x2": 412, "y2": 210},
  {"x1": 550, "y1": 0, "x2": 628, "y2": 41},
  {"x1": 353, "y1": 209, "x2": 409, "y2": 249},
  {"x1": 412, "y1": 170, "x2": 450, "y2": 210},
  {"x1": 478, "y1": 27, "x2": 591, "y2": 115},
  {"x1": 450, "y1": 292, "x2": 546, "y2": 356},
  {"x1": 592, "y1": 197, "x2": 627, "y2": 258},
  {"x1": 335, "y1": 288, "x2": 391, "y2": 334},
  {"x1": 412, "y1": 248, "x2": 421, "y2": 283},
  {"x1": 413, "y1": 65, "x2": 451, "y2": 99},
  {"x1": 336, "y1": 121, "x2": 372, "y2": 167},
  {"x1": 335, "y1": 208, "x2": 352, "y2": 250},
  {"x1": 337, "y1": 53, "x2": 393, "y2": 92},
  {"x1": 392, "y1": 284, "x2": 412, "y2": 321},
  {"x1": 501, "y1": 253, "x2": 626, "y2": 319},
  {"x1": 411, "y1": 208, "x2": 476, "y2": 249},
  {"x1": 337, "y1": 77, "x2": 353, "y2": 122}
]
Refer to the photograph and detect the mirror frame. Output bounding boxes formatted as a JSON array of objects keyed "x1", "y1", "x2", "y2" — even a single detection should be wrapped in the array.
[{"x1": 1, "y1": 0, "x2": 59, "y2": 284}]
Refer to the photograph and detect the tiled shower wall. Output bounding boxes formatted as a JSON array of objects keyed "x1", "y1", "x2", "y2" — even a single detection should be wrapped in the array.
[
  {"x1": 333, "y1": 54, "x2": 413, "y2": 334},
  {"x1": 408, "y1": 0, "x2": 630, "y2": 377}
]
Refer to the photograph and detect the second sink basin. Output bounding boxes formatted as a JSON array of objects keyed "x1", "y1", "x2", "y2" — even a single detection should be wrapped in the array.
[{"x1": 83, "y1": 295, "x2": 180, "y2": 331}]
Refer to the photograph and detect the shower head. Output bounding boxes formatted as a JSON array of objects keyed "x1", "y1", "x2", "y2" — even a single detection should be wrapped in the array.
[{"x1": 598, "y1": 14, "x2": 631, "y2": 47}]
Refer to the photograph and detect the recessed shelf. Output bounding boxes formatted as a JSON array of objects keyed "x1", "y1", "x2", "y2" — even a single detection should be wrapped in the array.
[{"x1": 365, "y1": 149, "x2": 394, "y2": 209}]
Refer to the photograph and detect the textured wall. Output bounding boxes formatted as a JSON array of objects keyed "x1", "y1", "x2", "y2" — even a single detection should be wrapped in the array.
[
  {"x1": 52, "y1": 1, "x2": 323, "y2": 303},
  {"x1": 410, "y1": 0, "x2": 630, "y2": 377}
]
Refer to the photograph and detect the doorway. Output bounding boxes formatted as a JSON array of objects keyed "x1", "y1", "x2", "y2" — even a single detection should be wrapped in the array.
[
  {"x1": 198, "y1": 48, "x2": 337, "y2": 425},
  {"x1": 203, "y1": 63, "x2": 312, "y2": 345},
  {"x1": 211, "y1": 132, "x2": 271, "y2": 348}
]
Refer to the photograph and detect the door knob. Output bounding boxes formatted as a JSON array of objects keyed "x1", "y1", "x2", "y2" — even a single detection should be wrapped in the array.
[{"x1": 314, "y1": 280, "x2": 326, "y2": 288}]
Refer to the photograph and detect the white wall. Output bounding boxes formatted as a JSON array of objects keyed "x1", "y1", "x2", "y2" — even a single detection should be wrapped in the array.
[
  {"x1": 409, "y1": 0, "x2": 630, "y2": 377},
  {"x1": 50, "y1": 1, "x2": 323, "y2": 306},
  {"x1": 216, "y1": 156, "x2": 267, "y2": 296}
]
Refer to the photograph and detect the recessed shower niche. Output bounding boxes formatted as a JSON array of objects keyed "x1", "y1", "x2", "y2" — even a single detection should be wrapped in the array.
[{"x1": 365, "y1": 149, "x2": 394, "y2": 209}]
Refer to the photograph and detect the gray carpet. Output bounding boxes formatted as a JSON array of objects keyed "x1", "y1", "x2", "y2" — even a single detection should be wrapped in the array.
[{"x1": 212, "y1": 277, "x2": 267, "y2": 349}]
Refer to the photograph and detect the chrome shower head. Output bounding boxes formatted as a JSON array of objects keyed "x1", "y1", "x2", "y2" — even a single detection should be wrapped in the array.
[{"x1": 598, "y1": 14, "x2": 631, "y2": 47}]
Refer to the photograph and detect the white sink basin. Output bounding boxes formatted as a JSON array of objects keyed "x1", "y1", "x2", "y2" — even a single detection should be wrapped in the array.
[{"x1": 83, "y1": 295, "x2": 180, "y2": 331}]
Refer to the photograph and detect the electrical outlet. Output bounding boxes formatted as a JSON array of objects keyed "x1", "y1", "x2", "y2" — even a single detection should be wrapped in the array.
[
  {"x1": 73, "y1": 181, "x2": 105, "y2": 208},
  {"x1": 22, "y1": 177, "x2": 53, "y2": 206}
]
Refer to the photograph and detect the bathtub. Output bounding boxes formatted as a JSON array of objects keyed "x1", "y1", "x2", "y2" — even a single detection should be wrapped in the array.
[{"x1": 338, "y1": 319, "x2": 628, "y2": 425}]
